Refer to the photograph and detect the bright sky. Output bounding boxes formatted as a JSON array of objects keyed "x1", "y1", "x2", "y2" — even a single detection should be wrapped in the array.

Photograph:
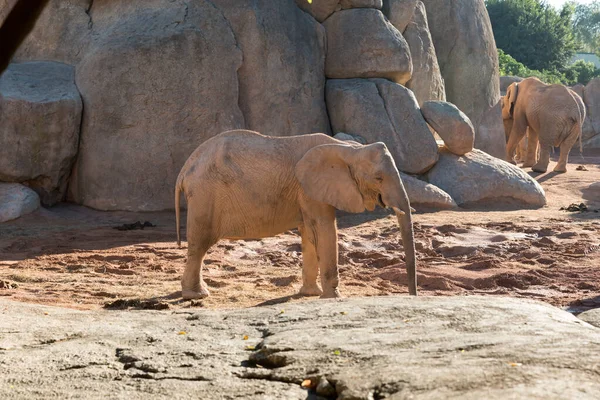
[{"x1": 546, "y1": 0, "x2": 595, "y2": 8}]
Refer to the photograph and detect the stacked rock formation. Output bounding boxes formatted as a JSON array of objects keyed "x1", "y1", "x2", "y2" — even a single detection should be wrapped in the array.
[{"x1": 0, "y1": 0, "x2": 546, "y2": 218}]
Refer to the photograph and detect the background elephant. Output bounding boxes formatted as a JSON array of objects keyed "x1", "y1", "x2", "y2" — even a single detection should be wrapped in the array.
[
  {"x1": 501, "y1": 77, "x2": 585, "y2": 173},
  {"x1": 175, "y1": 130, "x2": 417, "y2": 300}
]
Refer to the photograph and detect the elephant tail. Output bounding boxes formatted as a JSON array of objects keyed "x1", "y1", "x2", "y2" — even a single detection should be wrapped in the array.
[{"x1": 175, "y1": 174, "x2": 183, "y2": 247}]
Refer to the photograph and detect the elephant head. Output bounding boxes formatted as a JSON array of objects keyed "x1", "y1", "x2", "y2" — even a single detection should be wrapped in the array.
[
  {"x1": 502, "y1": 83, "x2": 519, "y2": 120},
  {"x1": 294, "y1": 142, "x2": 417, "y2": 295},
  {"x1": 501, "y1": 83, "x2": 520, "y2": 141}
]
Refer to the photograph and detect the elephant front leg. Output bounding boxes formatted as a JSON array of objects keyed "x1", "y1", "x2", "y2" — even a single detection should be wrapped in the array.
[
  {"x1": 300, "y1": 201, "x2": 340, "y2": 299},
  {"x1": 316, "y1": 220, "x2": 341, "y2": 299},
  {"x1": 297, "y1": 223, "x2": 323, "y2": 297}
]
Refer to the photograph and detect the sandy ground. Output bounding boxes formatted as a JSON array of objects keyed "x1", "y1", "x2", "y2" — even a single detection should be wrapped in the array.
[{"x1": 1, "y1": 151, "x2": 599, "y2": 313}]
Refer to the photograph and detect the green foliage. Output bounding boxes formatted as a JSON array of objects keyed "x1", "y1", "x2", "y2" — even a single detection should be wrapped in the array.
[
  {"x1": 498, "y1": 49, "x2": 565, "y2": 84},
  {"x1": 571, "y1": 1, "x2": 600, "y2": 55},
  {"x1": 498, "y1": 49, "x2": 600, "y2": 85},
  {"x1": 486, "y1": 0, "x2": 579, "y2": 71},
  {"x1": 567, "y1": 59, "x2": 600, "y2": 85}
]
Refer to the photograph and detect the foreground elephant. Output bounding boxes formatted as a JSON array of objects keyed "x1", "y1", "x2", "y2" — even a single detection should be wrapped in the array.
[
  {"x1": 175, "y1": 130, "x2": 417, "y2": 299},
  {"x1": 502, "y1": 77, "x2": 585, "y2": 173}
]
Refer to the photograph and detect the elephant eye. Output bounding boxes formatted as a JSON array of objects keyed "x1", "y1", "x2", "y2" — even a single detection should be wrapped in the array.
[{"x1": 375, "y1": 176, "x2": 384, "y2": 182}]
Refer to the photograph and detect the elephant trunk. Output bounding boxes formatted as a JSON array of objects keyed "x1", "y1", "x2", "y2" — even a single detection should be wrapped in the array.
[{"x1": 393, "y1": 206, "x2": 417, "y2": 296}]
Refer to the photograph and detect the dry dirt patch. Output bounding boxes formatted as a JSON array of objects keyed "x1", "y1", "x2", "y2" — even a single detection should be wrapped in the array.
[{"x1": 1, "y1": 151, "x2": 599, "y2": 312}]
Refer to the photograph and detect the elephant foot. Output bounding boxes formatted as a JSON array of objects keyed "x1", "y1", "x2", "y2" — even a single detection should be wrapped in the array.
[
  {"x1": 298, "y1": 284, "x2": 323, "y2": 297},
  {"x1": 181, "y1": 285, "x2": 210, "y2": 300},
  {"x1": 531, "y1": 164, "x2": 548, "y2": 173},
  {"x1": 320, "y1": 288, "x2": 342, "y2": 299},
  {"x1": 553, "y1": 165, "x2": 567, "y2": 173}
]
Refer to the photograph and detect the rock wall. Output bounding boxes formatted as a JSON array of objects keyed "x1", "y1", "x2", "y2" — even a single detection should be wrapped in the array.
[
  {"x1": 420, "y1": 0, "x2": 505, "y2": 159},
  {"x1": 0, "y1": 0, "x2": 533, "y2": 213}
]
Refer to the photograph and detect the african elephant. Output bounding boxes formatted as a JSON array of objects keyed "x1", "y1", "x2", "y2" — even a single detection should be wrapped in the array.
[
  {"x1": 175, "y1": 130, "x2": 417, "y2": 300},
  {"x1": 501, "y1": 77, "x2": 585, "y2": 173}
]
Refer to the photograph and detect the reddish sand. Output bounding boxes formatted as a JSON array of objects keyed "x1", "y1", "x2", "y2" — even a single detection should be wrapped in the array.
[{"x1": 1, "y1": 151, "x2": 599, "y2": 313}]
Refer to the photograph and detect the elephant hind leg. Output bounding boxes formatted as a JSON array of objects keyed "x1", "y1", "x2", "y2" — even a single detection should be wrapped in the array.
[
  {"x1": 554, "y1": 124, "x2": 580, "y2": 173},
  {"x1": 297, "y1": 223, "x2": 322, "y2": 297},
  {"x1": 181, "y1": 212, "x2": 217, "y2": 300},
  {"x1": 532, "y1": 144, "x2": 551, "y2": 173}
]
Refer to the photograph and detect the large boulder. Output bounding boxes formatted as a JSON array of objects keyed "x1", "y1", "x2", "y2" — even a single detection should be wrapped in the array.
[
  {"x1": 403, "y1": 1, "x2": 445, "y2": 105},
  {"x1": 212, "y1": 0, "x2": 330, "y2": 137},
  {"x1": 500, "y1": 76, "x2": 524, "y2": 95},
  {"x1": 421, "y1": 0, "x2": 504, "y2": 158},
  {"x1": 382, "y1": 0, "x2": 418, "y2": 33},
  {"x1": 2, "y1": 297, "x2": 600, "y2": 398},
  {"x1": 578, "y1": 308, "x2": 600, "y2": 328},
  {"x1": 326, "y1": 78, "x2": 438, "y2": 174},
  {"x1": 421, "y1": 101, "x2": 474, "y2": 155},
  {"x1": 12, "y1": 0, "x2": 92, "y2": 65},
  {"x1": 0, "y1": 183, "x2": 40, "y2": 223},
  {"x1": 69, "y1": 0, "x2": 245, "y2": 211},
  {"x1": 572, "y1": 84, "x2": 596, "y2": 141},
  {"x1": 323, "y1": 9, "x2": 413, "y2": 85},
  {"x1": 294, "y1": 0, "x2": 382, "y2": 22},
  {"x1": 0, "y1": 61, "x2": 82, "y2": 205},
  {"x1": 427, "y1": 148, "x2": 547, "y2": 206},
  {"x1": 400, "y1": 172, "x2": 456, "y2": 209},
  {"x1": 584, "y1": 78, "x2": 600, "y2": 138}
]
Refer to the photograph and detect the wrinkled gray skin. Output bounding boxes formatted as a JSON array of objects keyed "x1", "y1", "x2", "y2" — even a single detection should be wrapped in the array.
[{"x1": 175, "y1": 130, "x2": 417, "y2": 299}]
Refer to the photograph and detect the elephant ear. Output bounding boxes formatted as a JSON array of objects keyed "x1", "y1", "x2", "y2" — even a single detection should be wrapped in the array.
[
  {"x1": 295, "y1": 144, "x2": 365, "y2": 213},
  {"x1": 507, "y1": 82, "x2": 519, "y2": 117}
]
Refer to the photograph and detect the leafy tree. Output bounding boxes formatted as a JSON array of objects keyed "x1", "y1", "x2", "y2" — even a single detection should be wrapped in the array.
[
  {"x1": 570, "y1": 1, "x2": 600, "y2": 55},
  {"x1": 486, "y1": 0, "x2": 579, "y2": 71}
]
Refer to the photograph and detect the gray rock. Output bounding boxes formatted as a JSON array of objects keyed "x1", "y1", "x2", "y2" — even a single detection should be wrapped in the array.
[
  {"x1": 13, "y1": 0, "x2": 92, "y2": 65},
  {"x1": 500, "y1": 76, "x2": 524, "y2": 96},
  {"x1": 403, "y1": 1, "x2": 446, "y2": 105},
  {"x1": 0, "y1": 62, "x2": 82, "y2": 205},
  {"x1": 382, "y1": 0, "x2": 418, "y2": 34},
  {"x1": 427, "y1": 148, "x2": 547, "y2": 206},
  {"x1": 400, "y1": 172, "x2": 457, "y2": 209},
  {"x1": 1, "y1": 296, "x2": 600, "y2": 398},
  {"x1": 578, "y1": 308, "x2": 600, "y2": 328},
  {"x1": 0, "y1": 0, "x2": 17, "y2": 25},
  {"x1": 0, "y1": 183, "x2": 40, "y2": 223},
  {"x1": 213, "y1": 0, "x2": 330, "y2": 137},
  {"x1": 421, "y1": 101, "x2": 474, "y2": 155},
  {"x1": 477, "y1": 99, "x2": 506, "y2": 159},
  {"x1": 334, "y1": 132, "x2": 368, "y2": 145},
  {"x1": 69, "y1": 0, "x2": 245, "y2": 211},
  {"x1": 340, "y1": 0, "x2": 383, "y2": 8},
  {"x1": 294, "y1": 0, "x2": 340, "y2": 22},
  {"x1": 583, "y1": 133, "x2": 600, "y2": 148},
  {"x1": 584, "y1": 78, "x2": 600, "y2": 139},
  {"x1": 421, "y1": 0, "x2": 504, "y2": 159},
  {"x1": 326, "y1": 78, "x2": 438, "y2": 174},
  {"x1": 295, "y1": 0, "x2": 382, "y2": 22},
  {"x1": 324, "y1": 9, "x2": 413, "y2": 85}
]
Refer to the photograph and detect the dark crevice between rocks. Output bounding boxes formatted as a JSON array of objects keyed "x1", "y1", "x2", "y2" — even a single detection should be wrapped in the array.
[
  {"x1": 204, "y1": 0, "x2": 247, "y2": 129},
  {"x1": 85, "y1": 0, "x2": 94, "y2": 29},
  {"x1": 59, "y1": 362, "x2": 109, "y2": 371},
  {"x1": 129, "y1": 373, "x2": 211, "y2": 381}
]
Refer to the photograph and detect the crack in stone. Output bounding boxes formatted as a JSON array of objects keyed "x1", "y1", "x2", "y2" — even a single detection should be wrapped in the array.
[
  {"x1": 130, "y1": 373, "x2": 211, "y2": 381},
  {"x1": 203, "y1": 0, "x2": 246, "y2": 128}
]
